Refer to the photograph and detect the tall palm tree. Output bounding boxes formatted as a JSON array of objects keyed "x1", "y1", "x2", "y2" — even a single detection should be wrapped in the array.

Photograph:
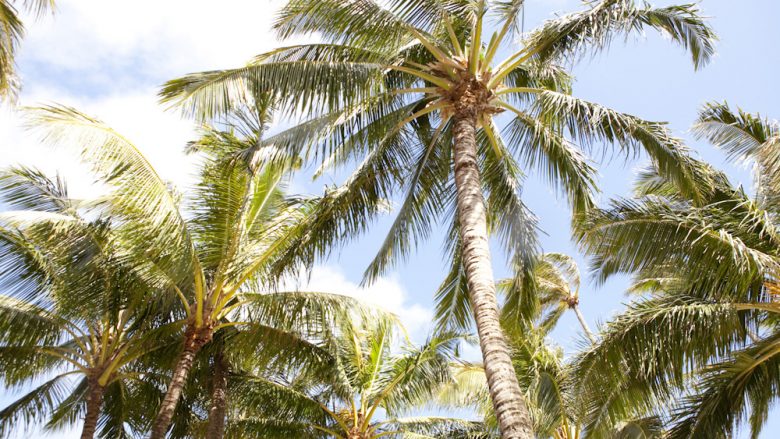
[
  {"x1": 574, "y1": 102, "x2": 780, "y2": 438},
  {"x1": 0, "y1": 166, "x2": 177, "y2": 438},
  {"x1": 24, "y1": 97, "x2": 353, "y2": 438},
  {"x1": 0, "y1": 0, "x2": 54, "y2": 100},
  {"x1": 159, "y1": 1, "x2": 715, "y2": 436}
]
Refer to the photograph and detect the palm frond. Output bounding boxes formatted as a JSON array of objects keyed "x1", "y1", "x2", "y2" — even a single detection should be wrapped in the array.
[
  {"x1": 502, "y1": 107, "x2": 597, "y2": 215},
  {"x1": 667, "y1": 333, "x2": 780, "y2": 439},
  {"x1": 577, "y1": 196, "x2": 778, "y2": 295},
  {"x1": 160, "y1": 44, "x2": 389, "y2": 121},
  {"x1": 536, "y1": 91, "x2": 708, "y2": 205},
  {"x1": 0, "y1": 372, "x2": 75, "y2": 437},
  {"x1": 572, "y1": 293, "x2": 756, "y2": 437},
  {"x1": 525, "y1": 0, "x2": 715, "y2": 69},
  {"x1": 25, "y1": 105, "x2": 200, "y2": 292},
  {"x1": 0, "y1": 166, "x2": 72, "y2": 213}
]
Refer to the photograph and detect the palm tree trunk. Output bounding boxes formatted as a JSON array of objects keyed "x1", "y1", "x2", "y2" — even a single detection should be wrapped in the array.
[
  {"x1": 80, "y1": 379, "x2": 103, "y2": 439},
  {"x1": 572, "y1": 305, "x2": 597, "y2": 344},
  {"x1": 451, "y1": 111, "x2": 534, "y2": 439},
  {"x1": 205, "y1": 351, "x2": 229, "y2": 439},
  {"x1": 150, "y1": 326, "x2": 210, "y2": 439}
]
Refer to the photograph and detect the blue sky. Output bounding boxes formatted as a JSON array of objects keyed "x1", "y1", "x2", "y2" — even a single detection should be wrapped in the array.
[{"x1": 0, "y1": 0, "x2": 778, "y2": 437}]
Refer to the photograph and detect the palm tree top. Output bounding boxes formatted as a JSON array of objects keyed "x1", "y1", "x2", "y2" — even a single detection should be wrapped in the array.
[{"x1": 158, "y1": 0, "x2": 717, "y2": 291}]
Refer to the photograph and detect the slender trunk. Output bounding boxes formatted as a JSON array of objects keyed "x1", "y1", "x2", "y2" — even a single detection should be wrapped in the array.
[
  {"x1": 205, "y1": 351, "x2": 229, "y2": 439},
  {"x1": 149, "y1": 326, "x2": 210, "y2": 439},
  {"x1": 451, "y1": 112, "x2": 534, "y2": 439},
  {"x1": 572, "y1": 305, "x2": 597, "y2": 345},
  {"x1": 80, "y1": 379, "x2": 103, "y2": 439}
]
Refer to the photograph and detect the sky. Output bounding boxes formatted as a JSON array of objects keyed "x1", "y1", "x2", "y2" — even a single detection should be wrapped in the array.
[{"x1": 0, "y1": 0, "x2": 778, "y2": 437}]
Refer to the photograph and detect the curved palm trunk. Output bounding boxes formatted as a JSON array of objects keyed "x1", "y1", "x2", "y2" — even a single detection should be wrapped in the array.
[
  {"x1": 572, "y1": 305, "x2": 597, "y2": 344},
  {"x1": 452, "y1": 112, "x2": 534, "y2": 439},
  {"x1": 150, "y1": 326, "x2": 211, "y2": 439},
  {"x1": 80, "y1": 379, "x2": 104, "y2": 439},
  {"x1": 205, "y1": 351, "x2": 229, "y2": 439}
]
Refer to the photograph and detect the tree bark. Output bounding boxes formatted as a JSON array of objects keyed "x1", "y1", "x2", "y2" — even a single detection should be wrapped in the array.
[
  {"x1": 205, "y1": 351, "x2": 229, "y2": 439},
  {"x1": 149, "y1": 327, "x2": 210, "y2": 439},
  {"x1": 80, "y1": 379, "x2": 104, "y2": 439},
  {"x1": 451, "y1": 112, "x2": 534, "y2": 439},
  {"x1": 572, "y1": 305, "x2": 597, "y2": 344}
]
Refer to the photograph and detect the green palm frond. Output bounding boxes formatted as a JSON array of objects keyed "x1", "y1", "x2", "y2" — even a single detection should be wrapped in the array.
[
  {"x1": 386, "y1": 416, "x2": 496, "y2": 438},
  {"x1": 693, "y1": 101, "x2": 780, "y2": 208},
  {"x1": 525, "y1": 0, "x2": 715, "y2": 69},
  {"x1": 25, "y1": 105, "x2": 198, "y2": 286},
  {"x1": 536, "y1": 91, "x2": 706, "y2": 205},
  {"x1": 363, "y1": 116, "x2": 454, "y2": 283},
  {"x1": 502, "y1": 107, "x2": 597, "y2": 214},
  {"x1": 160, "y1": 44, "x2": 390, "y2": 121},
  {"x1": 0, "y1": 166, "x2": 72, "y2": 212},
  {"x1": 0, "y1": 296, "x2": 62, "y2": 347},
  {"x1": 0, "y1": 0, "x2": 55, "y2": 100},
  {"x1": 572, "y1": 293, "x2": 756, "y2": 436},
  {"x1": 578, "y1": 196, "x2": 778, "y2": 294},
  {"x1": 433, "y1": 220, "x2": 471, "y2": 332},
  {"x1": 667, "y1": 333, "x2": 780, "y2": 439},
  {"x1": 379, "y1": 331, "x2": 461, "y2": 415},
  {"x1": 0, "y1": 372, "x2": 76, "y2": 437}
]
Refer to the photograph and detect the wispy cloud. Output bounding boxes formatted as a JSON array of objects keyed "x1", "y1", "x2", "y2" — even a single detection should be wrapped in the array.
[{"x1": 286, "y1": 265, "x2": 434, "y2": 340}]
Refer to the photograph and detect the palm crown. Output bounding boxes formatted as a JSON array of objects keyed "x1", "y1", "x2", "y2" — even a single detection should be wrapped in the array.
[
  {"x1": 22, "y1": 97, "x2": 383, "y2": 438},
  {"x1": 225, "y1": 319, "x2": 474, "y2": 439},
  {"x1": 159, "y1": 1, "x2": 716, "y2": 437},
  {"x1": 0, "y1": 166, "x2": 179, "y2": 438}
]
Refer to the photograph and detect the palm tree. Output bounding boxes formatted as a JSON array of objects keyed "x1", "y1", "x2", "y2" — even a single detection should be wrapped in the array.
[
  {"x1": 222, "y1": 315, "x2": 482, "y2": 439},
  {"x1": 135, "y1": 291, "x2": 396, "y2": 439},
  {"x1": 0, "y1": 0, "x2": 54, "y2": 100},
  {"x1": 438, "y1": 252, "x2": 597, "y2": 343},
  {"x1": 24, "y1": 97, "x2": 353, "y2": 438},
  {"x1": 0, "y1": 166, "x2": 177, "y2": 438},
  {"x1": 160, "y1": 2, "x2": 715, "y2": 436},
  {"x1": 527, "y1": 253, "x2": 596, "y2": 343},
  {"x1": 573, "y1": 102, "x2": 780, "y2": 438}
]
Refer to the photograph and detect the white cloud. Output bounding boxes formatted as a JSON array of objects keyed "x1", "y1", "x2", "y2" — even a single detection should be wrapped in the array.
[
  {"x1": 288, "y1": 265, "x2": 434, "y2": 339},
  {"x1": 21, "y1": 0, "x2": 294, "y2": 82},
  {"x1": 0, "y1": 87, "x2": 200, "y2": 200},
  {"x1": 2, "y1": 1, "x2": 303, "y2": 200}
]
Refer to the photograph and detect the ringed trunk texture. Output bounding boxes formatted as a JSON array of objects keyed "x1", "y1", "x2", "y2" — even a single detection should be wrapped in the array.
[
  {"x1": 149, "y1": 326, "x2": 211, "y2": 439},
  {"x1": 80, "y1": 379, "x2": 104, "y2": 439},
  {"x1": 205, "y1": 352, "x2": 228, "y2": 439},
  {"x1": 452, "y1": 112, "x2": 534, "y2": 439}
]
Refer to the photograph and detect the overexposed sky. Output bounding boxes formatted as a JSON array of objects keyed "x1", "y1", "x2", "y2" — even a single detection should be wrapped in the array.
[{"x1": 2, "y1": 0, "x2": 780, "y2": 437}]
